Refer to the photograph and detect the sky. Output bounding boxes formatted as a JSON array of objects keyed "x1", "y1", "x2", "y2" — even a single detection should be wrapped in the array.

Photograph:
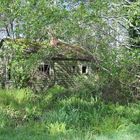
[{"x1": 0, "y1": 29, "x2": 7, "y2": 40}]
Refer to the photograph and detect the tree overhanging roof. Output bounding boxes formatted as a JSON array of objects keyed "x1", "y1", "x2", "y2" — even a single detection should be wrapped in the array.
[{"x1": 0, "y1": 38, "x2": 96, "y2": 62}]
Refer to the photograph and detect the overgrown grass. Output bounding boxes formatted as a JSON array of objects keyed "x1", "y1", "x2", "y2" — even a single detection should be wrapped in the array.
[{"x1": 0, "y1": 87, "x2": 140, "y2": 140}]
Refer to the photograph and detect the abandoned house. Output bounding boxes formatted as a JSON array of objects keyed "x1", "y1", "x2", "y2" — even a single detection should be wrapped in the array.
[{"x1": 0, "y1": 38, "x2": 96, "y2": 89}]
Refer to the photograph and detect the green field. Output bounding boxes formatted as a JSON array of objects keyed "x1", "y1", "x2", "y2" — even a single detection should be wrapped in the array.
[{"x1": 0, "y1": 87, "x2": 140, "y2": 140}]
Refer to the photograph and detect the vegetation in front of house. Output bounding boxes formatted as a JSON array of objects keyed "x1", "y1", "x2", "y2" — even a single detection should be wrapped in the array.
[
  {"x1": 0, "y1": 38, "x2": 95, "y2": 90},
  {"x1": 0, "y1": 87, "x2": 140, "y2": 140},
  {"x1": 0, "y1": 34, "x2": 139, "y2": 140},
  {"x1": 0, "y1": 0, "x2": 140, "y2": 140},
  {"x1": 0, "y1": 45, "x2": 140, "y2": 139}
]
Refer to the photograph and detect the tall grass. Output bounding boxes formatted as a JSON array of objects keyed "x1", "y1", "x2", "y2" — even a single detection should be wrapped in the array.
[{"x1": 0, "y1": 87, "x2": 140, "y2": 140}]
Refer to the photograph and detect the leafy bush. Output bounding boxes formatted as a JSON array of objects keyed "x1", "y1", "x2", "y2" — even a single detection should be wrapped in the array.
[{"x1": 0, "y1": 85, "x2": 140, "y2": 139}]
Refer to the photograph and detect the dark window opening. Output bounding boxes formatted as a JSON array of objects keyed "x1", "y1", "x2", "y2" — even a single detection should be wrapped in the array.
[
  {"x1": 8, "y1": 68, "x2": 11, "y2": 80},
  {"x1": 72, "y1": 66, "x2": 76, "y2": 73},
  {"x1": 82, "y1": 66, "x2": 87, "y2": 74},
  {"x1": 39, "y1": 64, "x2": 50, "y2": 75},
  {"x1": 39, "y1": 66, "x2": 43, "y2": 72}
]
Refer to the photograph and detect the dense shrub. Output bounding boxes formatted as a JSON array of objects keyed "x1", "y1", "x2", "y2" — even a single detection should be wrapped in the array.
[{"x1": 0, "y1": 87, "x2": 140, "y2": 139}]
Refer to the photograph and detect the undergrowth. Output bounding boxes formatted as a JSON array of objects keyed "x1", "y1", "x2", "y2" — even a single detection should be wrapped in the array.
[{"x1": 0, "y1": 86, "x2": 140, "y2": 140}]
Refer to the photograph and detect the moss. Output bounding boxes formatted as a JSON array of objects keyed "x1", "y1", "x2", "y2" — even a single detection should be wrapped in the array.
[{"x1": 2, "y1": 38, "x2": 94, "y2": 61}]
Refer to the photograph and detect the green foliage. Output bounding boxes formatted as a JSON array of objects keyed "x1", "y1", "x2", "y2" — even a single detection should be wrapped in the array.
[
  {"x1": 95, "y1": 46, "x2": 140, "y2": 103},
  {"x1": 47, "y1": 122, "x2": 67, "y2": 135},
  {"x1": 0, "y1": 39, "x2": 57, "y2": 90},
  {"x1": 128, "y1": 0, "x2": 140, "y2": 47},
  {"x1": 0, "y1": 88, "x2": 140, "y2": 139},
  {"x1": 0, "y1": 0, "x2": 140, "y2": 140},
  {"x1": 0, "y1": 0, "x2": 139, "y2": 97}
]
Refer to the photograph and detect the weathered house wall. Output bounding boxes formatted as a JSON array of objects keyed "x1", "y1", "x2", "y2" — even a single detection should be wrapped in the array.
[{"x1": 0, "y1": 38, "x2": 96, "y2": 90}]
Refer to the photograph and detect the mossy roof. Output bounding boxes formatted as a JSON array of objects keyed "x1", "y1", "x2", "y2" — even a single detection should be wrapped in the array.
[{"x1": 1, "y1": 38, "x2": 96, "y2": 62}]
